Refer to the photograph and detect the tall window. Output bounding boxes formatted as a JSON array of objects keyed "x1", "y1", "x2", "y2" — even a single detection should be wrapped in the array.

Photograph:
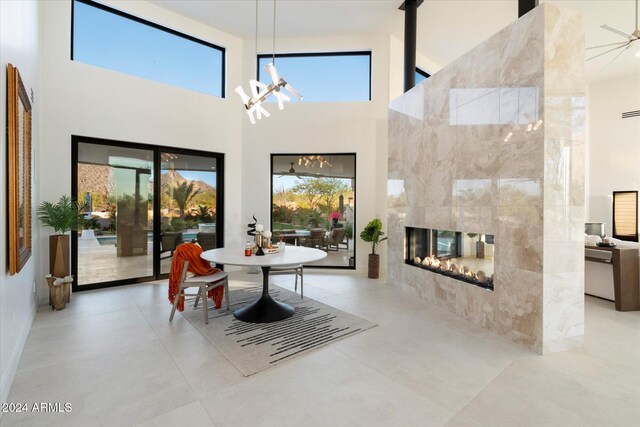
[
  {"x1": 72, "y1": 0, "x2": 225, "y2": 97},
  {"x1": 258, "y1": 52, "x2": 371, "y2": 102},
  {"x1": 271, "y1": 154, "x2": 356, "y2": 269},
  {"x1": 416, "y1": 67, "x2": 431, "y2": 85}
]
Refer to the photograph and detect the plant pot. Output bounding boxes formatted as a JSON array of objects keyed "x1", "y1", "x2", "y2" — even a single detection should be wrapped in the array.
[
  {"x1": 368, "y1": 253, "x2": 380, "y2": 279},
  {"x1": 46, "y1": 276, "x2": 71, "y2": 311},
  {"x1": 476, "y1": 241, "x2": 485, "y2": 259},
  {"x1": 50, "y1": 235, "x2": 70, "y2": 278}
]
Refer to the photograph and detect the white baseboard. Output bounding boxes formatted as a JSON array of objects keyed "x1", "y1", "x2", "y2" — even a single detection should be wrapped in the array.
[{"x1": 0, "y1": 300, "x2": 36, "y2": 411}]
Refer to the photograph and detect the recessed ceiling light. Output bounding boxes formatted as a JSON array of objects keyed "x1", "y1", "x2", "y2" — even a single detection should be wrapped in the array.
[{"x1": 635, "y1": 51, "x2": 640, "y2": 58}]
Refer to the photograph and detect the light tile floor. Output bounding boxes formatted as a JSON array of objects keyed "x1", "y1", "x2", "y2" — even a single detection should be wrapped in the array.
[{"x1": 2, "y1": 271, "x2": 639, "y2": 426}]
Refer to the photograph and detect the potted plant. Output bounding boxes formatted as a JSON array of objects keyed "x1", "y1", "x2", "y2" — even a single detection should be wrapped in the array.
[
  {"x1": 360, "y1": 218, "x2": 388, "y2": 279},
  {"x1": 38, "y1": 195, "x2": 84, "y2": 310},
  {"x1": 329, "y1": 211, "x2": 341, "y2": 228}
]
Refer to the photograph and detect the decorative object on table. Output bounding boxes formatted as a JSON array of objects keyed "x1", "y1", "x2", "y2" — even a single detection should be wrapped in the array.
[
  {"x1": 7, "y1": 64, "x2": 33, "y2": 275},
  {"x1": 360, "y1": 218, "x2": 388, "y2": 279},
  {"x1": 254, "y1": 223, "x2": 266, "y2": 256},
  {"x1": 235, "y1": 0, "x2": 302, "y2": 124},
  {"x1": 247, "y1": 214, "x2": 258, "y2": 237},
  {"x1": 46, "y1": 275, "x2": 73, "y2": 310},
  {"x1": 597, "y1": 236, "x2": 617, "y2": 247},
  {"x1": 182, "y1": 285, "x2": 377, "y2": 376},
  {"x1": 38, "y1": 195, "x2": 86, "y2": 278}
]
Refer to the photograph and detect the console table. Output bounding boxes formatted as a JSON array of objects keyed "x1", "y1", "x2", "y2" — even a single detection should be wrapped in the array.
[{"x1": 585, "y1": 245, "x2": 640, "y2": 311}]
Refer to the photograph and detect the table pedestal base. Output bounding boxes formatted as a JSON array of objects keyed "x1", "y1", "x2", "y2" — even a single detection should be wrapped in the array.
[{"x1": 233, "y1": 266, "x2": 295, "y2": 323}]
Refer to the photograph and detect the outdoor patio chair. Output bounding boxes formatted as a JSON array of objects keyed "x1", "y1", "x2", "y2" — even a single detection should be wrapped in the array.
[
  {"x1": 197, "y1": 232, "x2": 217, "y2": 251},
  {"x1": 304, "y1": 228, "x2": 326, "y2": 249},
  {"x1": 160, "y1": 231, "x2": 183, "y2": 259},
  {"x1": 169, "y1": 260, "x2": 230, "y2": 324},
  {"x1": 270, "y1": 265, "x2": 304, "y2": 298},
  {"x1": 324, "y1": 227, "x2": 347, "y2": 251}
]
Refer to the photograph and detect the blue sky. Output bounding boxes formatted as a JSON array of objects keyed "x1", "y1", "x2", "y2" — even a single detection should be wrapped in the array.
[
  {"x1": 74, "y1": 1, "x2": 223, "y2": 97},
  {"x1": 174, "y1": 170, "x2": 217, "y2": 188},
  {"x1": 258, "y1": 54, "x2": 370, "y2": 102}
]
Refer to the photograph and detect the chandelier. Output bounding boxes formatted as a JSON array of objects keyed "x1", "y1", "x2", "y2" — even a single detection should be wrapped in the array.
[
  {"x1": 298, "y1": 155, "x2": 332, "y2": 168},
  {"x1": 236, "y1": 0, "x2": 302, "y2": 124}
]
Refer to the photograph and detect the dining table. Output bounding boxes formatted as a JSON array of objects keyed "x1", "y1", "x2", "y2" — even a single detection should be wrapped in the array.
[{"x1": 201, "y1": 246, "x2": 327, "y2": 323}]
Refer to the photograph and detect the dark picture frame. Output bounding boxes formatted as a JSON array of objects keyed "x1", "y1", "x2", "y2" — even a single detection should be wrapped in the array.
[{"x1": 7, "y1": 64, "x2": 33, "y2": 275}]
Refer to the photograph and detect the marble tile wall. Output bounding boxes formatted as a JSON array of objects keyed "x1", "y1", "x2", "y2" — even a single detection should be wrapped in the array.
[{"x1": 388, "y1": 3, "x2": 585, "y2": 354}]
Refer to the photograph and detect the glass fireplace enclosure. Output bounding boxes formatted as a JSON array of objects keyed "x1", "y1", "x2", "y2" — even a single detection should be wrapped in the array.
[
  {"x1": 405, "y1": 227, "x2": 495, "y2": 290},
  {"x1": 72, "y1": 136, "x2": 224, "y2": 291}
]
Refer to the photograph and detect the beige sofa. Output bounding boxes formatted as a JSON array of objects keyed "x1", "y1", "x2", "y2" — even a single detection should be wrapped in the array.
[{"x1": 585, "y1": 237, "x2": 640, "y2": 301}]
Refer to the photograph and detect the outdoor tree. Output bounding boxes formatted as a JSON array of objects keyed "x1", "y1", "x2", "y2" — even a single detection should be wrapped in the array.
[
  {"x1": 168, "y1": 181, "x2": 201, "y2": 218},
  {"x1": 292, "y1": 178, "x2": 350, "y2": 215}
]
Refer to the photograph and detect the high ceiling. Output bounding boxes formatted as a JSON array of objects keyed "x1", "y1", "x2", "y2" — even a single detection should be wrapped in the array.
[{"x1": 149, "y1": 0, "x2": 639, "y2": 83}]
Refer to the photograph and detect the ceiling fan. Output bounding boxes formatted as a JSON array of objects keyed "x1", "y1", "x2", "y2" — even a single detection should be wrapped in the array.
[
  {"x1": 276, "y1": 162, "x2": 303, "y2": 179},
  {"x1": 586, "y1": 0, "x2": 639, "y2": 69}
]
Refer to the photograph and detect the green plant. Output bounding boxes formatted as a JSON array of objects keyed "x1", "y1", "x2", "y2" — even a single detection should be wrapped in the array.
[
  {"x1": 345, "y1": 222, "x2": 353, "y2": 239},
  {"x1": 194, "y1": 205, "x2": 214, "y2": 223},
  {"x1": 167, "y1": 181, "x2": 201, "y2": 218},
  {"x1": 81, "y1": 215, "x2": 102, "y2": 230},
  {"x1": 37, "y1": 195, "x2": 85, "y2": 234},
  {"x1": 307, "y1": 210, "x2": 323, "y2": 228},
  {"x1": 360, "y1": 218, "x2": 387, "y2": 255},
  {"x1": 171, "y1": 218, "x2": 186, "y2": 232}
]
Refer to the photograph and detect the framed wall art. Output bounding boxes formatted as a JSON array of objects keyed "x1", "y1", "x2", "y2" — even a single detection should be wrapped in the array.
[{"x1": 7, "y1": 64, "x2": 32, "y2": 275}]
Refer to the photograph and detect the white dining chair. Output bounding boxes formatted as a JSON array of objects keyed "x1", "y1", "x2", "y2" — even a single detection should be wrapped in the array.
[
  {"x1": 270, "y1": 264, "x2": 304, "y2": 298},
  {"x1": 169, "y1": 261, "x2": 230, "y2": 324}
]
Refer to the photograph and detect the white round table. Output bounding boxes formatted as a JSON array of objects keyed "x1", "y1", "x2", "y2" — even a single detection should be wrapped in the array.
[{"x1": 201, "y1": 246, "x2": 327, "y2": 323}]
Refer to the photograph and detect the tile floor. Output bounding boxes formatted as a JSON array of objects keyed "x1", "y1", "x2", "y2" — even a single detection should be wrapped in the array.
[{"x1": 2, "y1": 271, "x2": 639, "y2": 426}]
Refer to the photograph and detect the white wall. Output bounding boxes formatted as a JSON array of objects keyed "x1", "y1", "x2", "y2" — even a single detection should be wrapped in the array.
[
  {"x1": 0, "y1": 0, "x2": 40, "y2": 407},
  {"x1": 587, "y1": 73, "x2": 640, "y2": 237},
  {"x1": 240, "y1": 35, "x2": 391, "y2": 273},
  {"x1": 38, "y1": 0, "x2": 245, "y2": 296}
]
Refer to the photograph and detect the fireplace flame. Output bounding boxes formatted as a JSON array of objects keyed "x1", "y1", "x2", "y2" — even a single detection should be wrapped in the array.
[{"x1": 411, "y1": 257, "x2": 491, "y2": 286}]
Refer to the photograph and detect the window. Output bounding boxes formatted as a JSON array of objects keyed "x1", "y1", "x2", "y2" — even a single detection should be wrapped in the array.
[
  {"x1": 72, "y1": 136, "x2": 225, "y2": 291},
  {"x1": 258, "y1": 52, "x2": 371, "y2": 102},
  {"x1": 416, "y1": 67, "x2": 431, "y2": 85},
  {"x1": 613, "y1": 191, "x2": 638, "y2": 242},
  {"x1": 271, "y1": 154, "x2": 356, "y2": 269},
  {"x1": 72, "y1": 0, "x2": 225, "y2": 97}
]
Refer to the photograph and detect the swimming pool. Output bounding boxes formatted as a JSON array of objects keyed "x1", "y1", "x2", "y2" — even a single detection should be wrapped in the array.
[{"x1": 96, "y1": 232, "x2": 198, "y2": 246}]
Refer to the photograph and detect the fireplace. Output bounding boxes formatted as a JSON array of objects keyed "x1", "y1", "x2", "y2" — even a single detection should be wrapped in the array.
[{"x1": 405, "y1": 227, "x2": 495, "y2": 290}]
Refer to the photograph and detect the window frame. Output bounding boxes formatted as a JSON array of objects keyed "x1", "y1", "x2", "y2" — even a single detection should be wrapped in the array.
[
  {"x1": 256, "y1": 51, "x2": 372, "y2": 102},
  {"x1": 270, "y1": 152, "x2": 357, "y2": 270},
  {"x1": 416, "y1": 67, "x2": 431, "y2": 81},
  {"x1": 71, "y1": 0, "x2": 226, "y2": 98}
]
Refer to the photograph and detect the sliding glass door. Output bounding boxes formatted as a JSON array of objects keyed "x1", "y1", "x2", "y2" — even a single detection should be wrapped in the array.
[
  {"x1": 72, "y1": 136, "x2": 224, "y2": 290},
  {"x1": 160, "y1": 152, "x2": 220, "y2": 275}
]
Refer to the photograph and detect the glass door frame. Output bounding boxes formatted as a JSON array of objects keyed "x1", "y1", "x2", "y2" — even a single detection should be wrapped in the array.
[{"x1": 71, "y1": 135, "x2": 225, "y2": 292}]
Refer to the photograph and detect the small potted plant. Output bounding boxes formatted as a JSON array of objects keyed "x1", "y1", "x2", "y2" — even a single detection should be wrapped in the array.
[
  {"x1": 329, "y1": 211, "x2": 341, "y2": 228},
  {"x1": 360, "y1": 218, "x2": 388, "y2": 279},
  {"x1": 37, "y1": 195, "x2": 84, "y2": 310}
]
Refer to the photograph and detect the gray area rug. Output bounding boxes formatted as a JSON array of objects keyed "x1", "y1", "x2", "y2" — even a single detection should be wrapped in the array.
[{"x1": 181, "y1": 284, "x2": 377, "y2": 376}]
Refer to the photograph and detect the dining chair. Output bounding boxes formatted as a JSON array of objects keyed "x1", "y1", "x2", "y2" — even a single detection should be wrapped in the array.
[
  {"x1": 270, "y1": 264, "x2": 304, "y2": 298},
  {"x1": 169, "y1": 261, "x2": 230, "y2": 324}
]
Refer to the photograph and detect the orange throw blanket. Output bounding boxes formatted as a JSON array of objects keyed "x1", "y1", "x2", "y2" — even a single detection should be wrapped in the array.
[{"x1": 168, "y1": 243, "x2": 224, "y2": 312}]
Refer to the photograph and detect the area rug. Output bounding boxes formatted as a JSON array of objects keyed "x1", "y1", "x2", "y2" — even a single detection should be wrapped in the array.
[{"x1": 181, "y1": 284, "x2": 377, "y2": 376}]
